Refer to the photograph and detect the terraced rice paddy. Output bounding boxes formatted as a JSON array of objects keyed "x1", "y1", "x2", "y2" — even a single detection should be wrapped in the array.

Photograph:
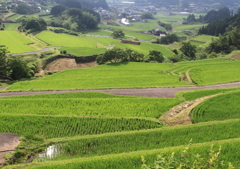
[
  {"x1": 6, "y1": 62, "x2": 187, "y2": 91},
  {"x1": 191, "y1": 91, "x2": 240, "y2": 123},
  {"x1": 0, "y1": 31, "x2": 34, "y2": 53}
]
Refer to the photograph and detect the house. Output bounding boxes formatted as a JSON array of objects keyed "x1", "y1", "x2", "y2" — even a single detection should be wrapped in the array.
[{"x1": 148, "y1": 29, "x2": 166, "y2": 36}]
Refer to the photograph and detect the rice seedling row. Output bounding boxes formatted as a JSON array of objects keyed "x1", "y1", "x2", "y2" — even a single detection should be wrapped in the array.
[{"x1": 0, "y1": 114, "x2": 161, "y2": 139}]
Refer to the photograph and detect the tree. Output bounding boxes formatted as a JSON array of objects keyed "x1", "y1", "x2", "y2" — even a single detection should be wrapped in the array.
[
  {"x1": 8, "y1": 56, "x2": 34, "y2": 80},
  {"x1": 180, "y1": 42, "x2": 197, "y2": 59},
  {"x1": 0, "y1": 45, "x2": 9, "y2": 79},
  {"x1": 22, "y1": 17, "x2": 47, "y2": 31},
  {"x1": 111, "y1": 30, "x2": 125, "y2": 39},
  {"x1": 50, "y1": 5, "x2": 67, "y2": 17},
  {"x1": 144, "y1": 50, "x2": 164, "y2": 63},
  {"x1": 141, "y1": 12, "x2": 154, "y2": 19},
  {"x1": 14, "y1": 2, "x2": 38, "y2": 14}
]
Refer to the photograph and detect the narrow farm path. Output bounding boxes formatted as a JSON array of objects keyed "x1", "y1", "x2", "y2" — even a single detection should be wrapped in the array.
[
  {"x1": 9, "y1": 47, "x2": 62, "y2": 56},
  {"x1": 160, "y1": 94, "x2": 219, "y2": 126},
  {"x1": 0, "y1": 81, "x2": 240, "y2": 97}
]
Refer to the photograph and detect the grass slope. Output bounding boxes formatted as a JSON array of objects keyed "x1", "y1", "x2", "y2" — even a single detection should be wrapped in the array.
[
  {"x1": 6, "y1": 62, "x2": 186, "y2": 91},
  {"x1": 0, "y1": 31, "x2": 34, "y2": 53}
]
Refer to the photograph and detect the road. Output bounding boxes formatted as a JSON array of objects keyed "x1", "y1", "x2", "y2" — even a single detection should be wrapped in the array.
[
  {"x1": 1, "y1": 82, "x2": 240, "y2": 98},
  {"x1": 9, "y1": 47, "x2": 62, "y2": 56}
]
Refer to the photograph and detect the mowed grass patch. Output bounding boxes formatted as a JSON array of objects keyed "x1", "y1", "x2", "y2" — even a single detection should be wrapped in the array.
[
  {"x1": 4, "y1": 23, "x2": 21, "y2": 30},
  {"x1": 36, "y1": 31, "x2": 119, "y2": 48},
  {"x1": 115, "y1": 42, "x2": 174, "y2": 56},
  {"x1": 0, "y1": 31, "x2": 34, "y2": 53},
  {"x1": 59, "y1": 47, "x2": 106, "y2": 56},
  {"x1": 0, "y1": 92, "x2": 181, "y2": 118},
  {"x1": 191, "y1": 91, "x2": 240, "y2": 123},
  {"x1": 86, "y1": 30, "x2": 112, "y2": 36},
  {"x1": 172, "y1": 24, "x2": 206, "y2": 31},
  {"x1": 190, "y1": 60, "x2": 240, "y2": 85},
  {"x1": 124, "y1": 31, "x2": 156, "y2": 41},
  {"x1": 6, "y1": 62, "x2": 187, "y2": 91}
]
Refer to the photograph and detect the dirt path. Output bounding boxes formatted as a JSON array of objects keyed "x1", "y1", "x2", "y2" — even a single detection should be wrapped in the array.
[
  {"x1": 0, "y1": 82, "x2": 240, "y2": 98},
  {"x1": 160, "y1": 95, "x2": 218, "y2": 126},
  {"x1": 0, "y1": 133, "x2": 20, "y2": 165},
  {"x1": 9, "y1": 47, "x2": 62, "y2": 56}
]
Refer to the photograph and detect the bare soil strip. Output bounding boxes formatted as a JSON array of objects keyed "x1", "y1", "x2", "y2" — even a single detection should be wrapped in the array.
[
  {"x1": 0, "y1": 82, "x2": 240, "y2": 98},
  {"x1": 0, "y1": 133, "x2": 20, "y2": 165},
  {"x1": 160, "y1": 95, "x2": 218, "y2": 126}
]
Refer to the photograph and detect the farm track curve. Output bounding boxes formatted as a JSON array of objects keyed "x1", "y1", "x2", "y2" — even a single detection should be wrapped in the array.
[
  {"x1": 9, "y1": 47, "x2": 62, "y2": 56},
  {"x1": 1, "y1": 82, "x2": 240, "y2": 98}
]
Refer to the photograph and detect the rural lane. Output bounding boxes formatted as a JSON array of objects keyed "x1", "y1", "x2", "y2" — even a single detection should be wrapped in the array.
[
  {"x1": 9, "y1": 47, "x2": 62, "y2": 56},
  {"x1": 1, "y1": 82, "x2": 240, "y2": 98}
]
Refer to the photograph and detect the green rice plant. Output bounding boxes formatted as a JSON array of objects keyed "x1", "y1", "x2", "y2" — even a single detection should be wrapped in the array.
[
  {"x1": 0, "y1": 92, "x2": 181, "y2": 118},
  {"x1": 190, "y1": 60, "x2": 240, "y2": 85},
  {"x1": 115, "y1": 42, "x2": 174, "y2": 56},
  {"x1": 6, "y1": 62, "x2": 187, "y2": 91},
  {"x1": 59, "y1": 47, "x2": 106, "y2": 56},
  {"x1": 177, "y1": 87, "x2": 240, "y2": 101},
  {"x1": 123, "y1": 31, "x2": 156, "y2": 41},
  {"x1": 191, "y1": 91, "x2": 240, "y2": 123},
  {"x1": 0, "y1": 31, "x2": 34, "y2": 53},
  {"x1": 4, "y1": 23, "x2": 21, "y2": 30},
  {"x1": 173, "y1": 24, "x2": 206, "y2": 31},
  {"x1": 0, "y1": 114, "x2": 161, "y2": 139},
  {"x1": 6, "y1": 138, "x2": 240, "y2": 169},
  {"x1": 38, "y1": 119, "x2": 240, "y2": 160},
  {"x1": 86, "y1": 30, "x2": 112, "y2": 36},
  {"x1": 36, "y1": 31, "x2": 119, "y2": 48}
]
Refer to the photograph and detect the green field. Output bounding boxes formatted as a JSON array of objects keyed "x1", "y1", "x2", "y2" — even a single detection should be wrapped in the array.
[
  {"x1": 115, "y1": 42, "x2": 174, "y2": 56},
  {"x1": 0, "y1": 114, "x2": 161, "y2": 139},
  {"x1": 4, "y1": 23, "x2": 21, "y2": 30},
  {"x1": 86, "y1": 30, "x2": 113, "y2": 36},
  {"x1": 124, "y1": 31, "x2": 156, "y2": 41},
  {"x1": 173, "y1": 24, "x2": 206, "y2": 31},
  {"x1": 36, "y1": 31, "x2": 119, "y2": 48},
  {"x1": 191, "y1": 91, "x2": 240, "y2": 123},
  {"x1": 59, "y1": 47, "x2": 106, "y2": 56},
  {"x1": 6, "y1": 62, "x2": 187, "y2": 91},
  {"x1": 0, "y1": 92, "x2": 181, "y2": 118},
  {"x1": 0, "y1": 31, "x2": 35, "y2": 53}
]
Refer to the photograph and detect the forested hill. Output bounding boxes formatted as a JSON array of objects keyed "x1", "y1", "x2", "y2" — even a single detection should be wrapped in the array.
[
  {"x1": 142, "y1": 0, "x2": 240, "y2": 6},
  {"x1": 55, "y1": 0, "x2": 108, "y2": 9},
  {"x1": 198, "y1": 12, "x2": 240, "y2": 36}
]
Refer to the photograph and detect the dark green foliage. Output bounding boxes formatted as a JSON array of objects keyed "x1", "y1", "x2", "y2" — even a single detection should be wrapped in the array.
[
  {"x1": 0, "y1": 114, "x2": 161, "y2": 139},
  {"x1": 8, "y1": 56, "x2": 35, "y2": 80},
  {"x1": 157, "y1": 21, "x2": 172, "y2": 31},
  {"x1": 22, "y1": 17, "x2": 47, "y2": 31},
  {"x1": 13, "y1": 2, "x2": 39, "y2": 14},
  {"x1": 96, "y1": 48, "x2": 144, "y2": 64},
  {"x1": 179, "y1": 42, "x2": 197, "y2": 59},
  {"x1": 61, "y1": 0, "x2": 82, "y2": 9},
  {"x1": 50, "y1": 5, "x2": 67, "y2": 17},
  {"x1": 49, "y1": 8, "x2": 98, "y2": 31},
  {"x1": 204, "y1": 7, "x2": 230, "y2": 23},
  {"x1": 144, "y1": 50, "x2": 164, "y2": 63},
  {"x1": 206, "y1": 27, "x2": 240, "y2": 54},
  {"x1": 141, "y1": 12, "x2": 154, "y2": 19},
  {"x1": 111, "y1": 30, "x2": 125, "y2": 39},
  {"x1": 156, "y1": 34, "x2": 179, "y2": 45},
  {"x1": 0, "y1": 45, "x2": 9, "y2": 79}
]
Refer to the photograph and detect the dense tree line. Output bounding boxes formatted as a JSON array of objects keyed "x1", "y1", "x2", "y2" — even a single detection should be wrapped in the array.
[
  {"x1": 21, "y1": 17, "x2": 47, "y2": 31},
  {"x1": 157, "y1": 21, "x2": 172, "y2": 31},
  {"x1": 50, "y1": 7, "x2": 99, "y2": 31},
  {"x1": 54, "y1": 0, "x2": 108, "y2": 9},
  {"x1": 141, "y1": 12, "x2": 154, "y2": 19},
  {"x1": 184, "y1": 7, "x2": 230, "y2": 24},
  {"x1": 96, "y1": 48, "x2": 164, "y2": 64},
  {"x1": 198, "y1": 12, "x2": 240, "y2": 36},
  {"x1": 13, "y1": 2, "x2": 39, "y2": 14},
  {"x1": 156, "y1": 34, "x2": 179, "y2": 44},
  {"x1": 0, "y1": 46, "x2": 35, "y2": 80}
]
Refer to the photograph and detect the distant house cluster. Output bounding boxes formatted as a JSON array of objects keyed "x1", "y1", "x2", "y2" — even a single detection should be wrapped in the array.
[{"x1": 148, "y1": 29, "x2": 166, "y2": 37}]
